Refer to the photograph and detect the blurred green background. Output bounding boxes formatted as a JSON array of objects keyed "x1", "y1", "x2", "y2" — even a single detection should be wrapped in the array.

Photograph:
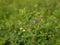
[{"x1": 0, "y1": 0, "x2": 60, "y2": 45}]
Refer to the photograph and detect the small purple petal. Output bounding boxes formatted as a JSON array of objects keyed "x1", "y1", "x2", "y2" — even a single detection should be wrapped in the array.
[{"x1": 35, "y1": 19, "x2": 39, "y2": 24}]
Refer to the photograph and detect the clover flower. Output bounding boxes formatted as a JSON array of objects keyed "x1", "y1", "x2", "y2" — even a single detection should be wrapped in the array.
[
  {"x1": 19, "y1": 27, "x2": 23, "y2": 30},
  {"x1": 23, "y1": 29, "x2": 25, "y2": 32}
]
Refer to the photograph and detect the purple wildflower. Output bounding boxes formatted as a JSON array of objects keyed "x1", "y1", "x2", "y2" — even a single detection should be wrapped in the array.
[{"x1": 35, "y1": 19, "x2": 39, "y2": 24}]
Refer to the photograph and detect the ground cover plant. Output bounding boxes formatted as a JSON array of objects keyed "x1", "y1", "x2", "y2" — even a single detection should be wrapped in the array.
[{"x1": 0, "y1": 0, "x2": 60, "y2": 45}]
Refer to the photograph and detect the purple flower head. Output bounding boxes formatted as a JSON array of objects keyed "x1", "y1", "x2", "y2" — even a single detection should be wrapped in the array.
[{"x1": 35, "y1": 19, "x2": 39, "y2": 24}]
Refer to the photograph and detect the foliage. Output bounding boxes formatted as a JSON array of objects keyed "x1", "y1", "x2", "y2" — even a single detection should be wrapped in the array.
[{"x1": 0, "y1": 0, "x2": 60, "y2": 45}]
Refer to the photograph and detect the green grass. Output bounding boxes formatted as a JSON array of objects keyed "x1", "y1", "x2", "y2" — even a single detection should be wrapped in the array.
[{"x1": 0, "y1": 0, "x2": 60, "y2": 45}]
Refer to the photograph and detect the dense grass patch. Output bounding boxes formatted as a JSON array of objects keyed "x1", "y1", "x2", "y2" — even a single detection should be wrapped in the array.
[{"x1": 0, "y1": 0, "x2": 60, "y2": 45}]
